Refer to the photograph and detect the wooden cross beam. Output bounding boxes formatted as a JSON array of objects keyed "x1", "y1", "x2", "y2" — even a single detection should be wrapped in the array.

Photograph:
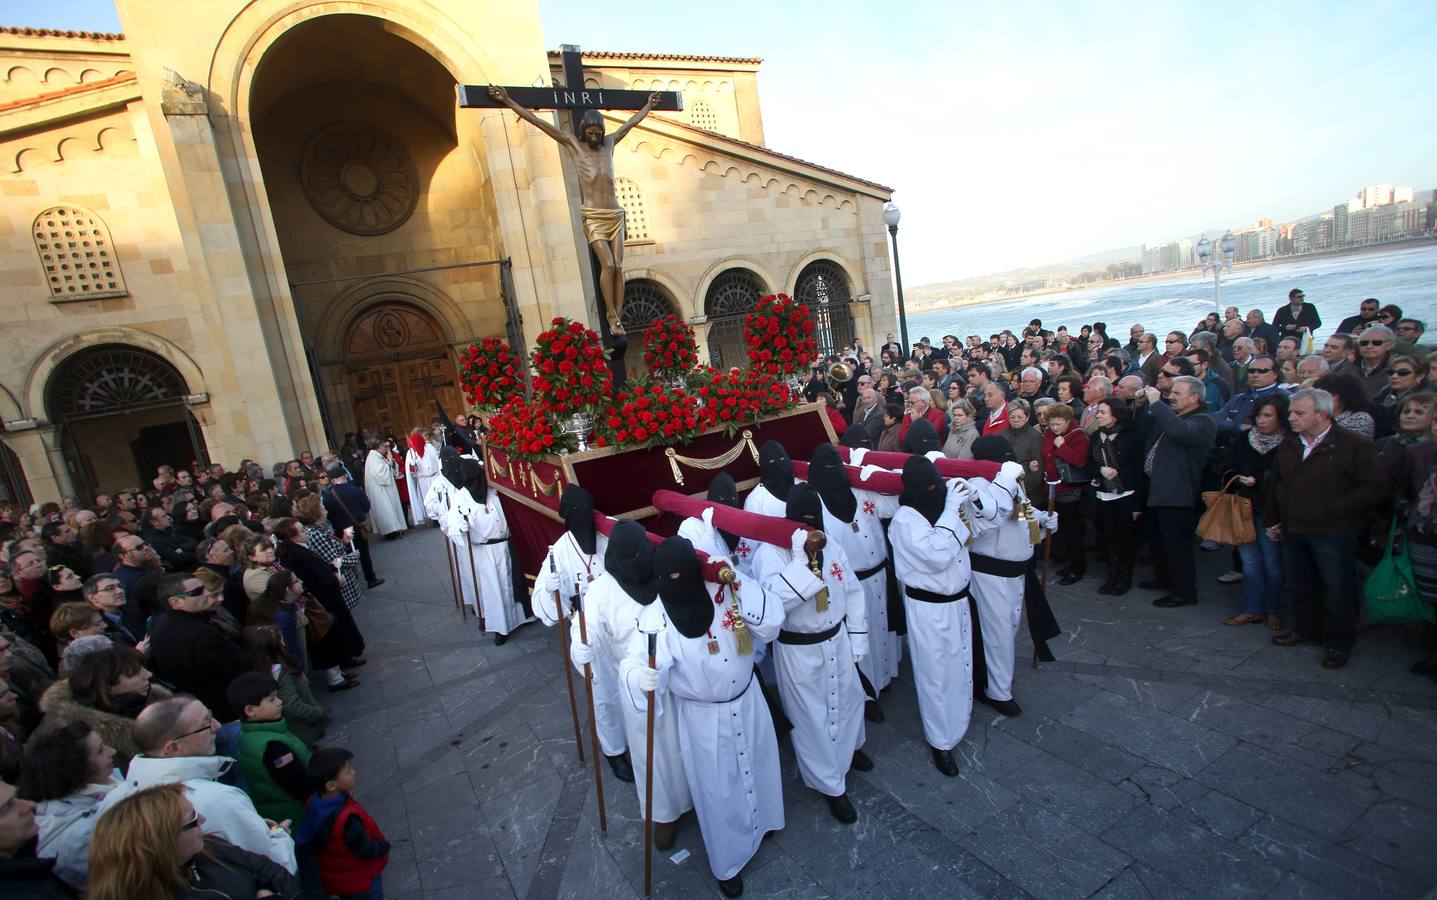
[{"x1": 457, "y1": 44, "x2": 683, "y2": 136}]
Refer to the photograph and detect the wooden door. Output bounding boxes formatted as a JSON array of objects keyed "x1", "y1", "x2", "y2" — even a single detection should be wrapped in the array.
[{"x1": 343, "y1": 302, "x2": 464, "y2": 437}]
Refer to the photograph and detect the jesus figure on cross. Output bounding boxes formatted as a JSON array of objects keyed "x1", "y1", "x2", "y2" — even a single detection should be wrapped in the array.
[{"x1": 488, "y1": 84, "x2": 661, "y2": 334}]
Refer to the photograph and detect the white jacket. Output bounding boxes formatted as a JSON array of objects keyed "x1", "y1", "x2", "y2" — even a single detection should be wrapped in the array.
[
  {"x1": 33, "y1": 780, "x2": 118, "y2": 889},
  {"x1": 98, "y1": 754, "x2": 297, "y2": 873}
]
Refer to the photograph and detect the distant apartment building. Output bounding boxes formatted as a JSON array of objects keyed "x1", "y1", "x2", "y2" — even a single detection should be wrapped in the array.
[
  {"x1": 1295, "y1": 216, "x2": 1333, "y2": 253},
  {"x1": 1141, "y1": 239, "x2": 1194, "y2": 275}
]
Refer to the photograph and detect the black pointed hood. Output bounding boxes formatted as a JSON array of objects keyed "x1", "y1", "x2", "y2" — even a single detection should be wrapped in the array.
[
  {"x1": 439, "y1": 446, "x2": 463, "y2": 487},
  {"x1": 903, "y1": 418, "x2": 940, "y2": 455},
  {"x1": 654, "y1": 536, "x2": 713, "y2": 639},
  {"x1": 758, "y1": 440, "x2": 794, "y2": 501},
  {"x1": 558, "y1": 485, "x2": 597, "y2": 555},
  {"x1": 461, "y1": 459, "x2": 487, "y2": 499},
  {"x1": 706, "y1": 473, "x2": 742, "y2": 553},
  {"x1": 900, "y1": 455, "x2": 945, "y2": 525},
  {"x1": 785, "y1": 482, "x2": 824, "y2": 567},
  {"x1": 807, "y1": 442, "x2": 856, "y2": 523},
  {"x1": 840, "y1": 424, "x2": 873, "y2": 450},
  {"x1": 971, "y1": 435, "x2": 1015, "y2": 464},
  {"x1": 604, "y1": 520, "x2": 657, "y2": 605}
]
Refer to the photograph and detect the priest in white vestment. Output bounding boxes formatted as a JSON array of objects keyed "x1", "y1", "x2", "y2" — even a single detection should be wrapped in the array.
[{"x1": 362, "y1": 441, "x2": 407, "y2": 537}]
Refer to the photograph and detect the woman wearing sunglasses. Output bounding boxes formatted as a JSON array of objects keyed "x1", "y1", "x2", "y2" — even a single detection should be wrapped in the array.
[
  {"x1": 88, "y1": 782, "x2": 301, "y2": 900},
  {"x1": 1373, "y1": 355, "x2": 1432, "y2": 438}
]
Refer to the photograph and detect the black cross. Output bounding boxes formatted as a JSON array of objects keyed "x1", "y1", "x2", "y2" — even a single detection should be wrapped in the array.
[{"x1": 457, "y1": 44, "x2": 683, "y2": 136}]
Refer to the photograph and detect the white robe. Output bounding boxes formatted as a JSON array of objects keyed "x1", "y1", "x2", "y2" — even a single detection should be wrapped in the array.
[
  {"x1": 967, "y1": 477, "x2": 1034, "y2": 703},
  {"x1": 404, "y1": 443, "x2": 441, "y2": 526},
  {"x1": 752, "y1": 539, "x2": 867, "y2": 797},
  {"x1": 363, "y1": 450, "x2": 406, "y2": 536},
  {"x1": 815, "y1": 488, "x2": 902, "y2": 693},
  {"x1": 452, "y1": 486, "x2": 530, "y2": 635},
  {"x1": 677, "y1": 514, "x2": 765, "y2": 665},
  {"x1": 742, "y1": 481, "x2": 795, "y2": 518},
  {"x1": 584, "y1": 575, "x2": 692, "y2": 822},
  {"x1": 621, "y1": 573, "x2": 784, "y2": 881},
  {"x1": 889, "y1": 501, "x2": 977, "y2": 751}
]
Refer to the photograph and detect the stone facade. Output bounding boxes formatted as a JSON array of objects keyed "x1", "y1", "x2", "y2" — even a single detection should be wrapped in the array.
[{"x1": 0, "y1": 3, "x2": 895, "y2": 506}]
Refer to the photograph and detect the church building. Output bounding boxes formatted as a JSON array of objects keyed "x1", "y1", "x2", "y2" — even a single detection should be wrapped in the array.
[{"x1": 0, "y1": 1, "x2": 896, "y2": 506}]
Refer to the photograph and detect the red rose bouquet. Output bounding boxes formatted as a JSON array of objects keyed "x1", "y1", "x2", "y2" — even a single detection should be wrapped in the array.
[
  {"x1": 641, "y1": 314, "x2": 699, "y2": 380},
  {"x1": 457, "y1": 337, "x2": 523, "y2": 412},
  {"x1": 530, "y1": 317, "x2": 611, "y2": 416},
  {"x1": 694, "y1": 367, "x2": 795, "y2": 434},
  {"x1": 744, "y1": 293, "x2": 817, "y2": 377},
  {"x1": 594, "y1": 380, "x2": 707, "y2": 449},
  {"x1": 485, "y1": 395, "x2": 572, "y2": 460}
]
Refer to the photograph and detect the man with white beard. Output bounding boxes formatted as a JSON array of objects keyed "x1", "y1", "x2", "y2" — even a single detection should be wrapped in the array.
[
  {"x1": 743, "y1": 441, "x2": 796, "y2": 517},
  {"x1": 404, "y1": 427, "x2": 441, "y2": 526},
  {"x1": 568, "y1": 521, "x2": 690, "y2": 847},
  {"x1": 624, "y1": 536, "x2": 785, "y2": 898},
  {"x1": 965, "y1": 436, "x2": 1057, "y2": 717},
  {"x1": 751, "y1": 483, "x2": 870, "y2": 824},
  {"x1": 531, "y1": 485, "x2": 631, "y2": 783},
  {"x1": 889, "y1": 456, "x2": 986, "y2": 776},
  {"x1": 801, "y1": 443, "x2": 898, "y2": 722}
]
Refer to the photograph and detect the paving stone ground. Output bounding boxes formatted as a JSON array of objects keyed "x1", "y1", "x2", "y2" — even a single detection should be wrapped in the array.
[{"x1": 321, "y1": 527, "x2": 1437, "y2": 899}]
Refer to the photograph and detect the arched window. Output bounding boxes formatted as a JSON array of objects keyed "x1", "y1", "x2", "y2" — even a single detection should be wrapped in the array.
[
  {"x1": 620, "y1": 279, "x2": 680, "y2": 374},
  {"x1": 32, "y1": 207, "x2": 126, "y2": 300},
  {"x1": 704, "y1": 268, "x2": 764, "y2": 369},
  {"x1": 47, "y1": 345, "x2": 188, "y2": 420},
  {"x1": 688, "y1": 99, "x2": 719, "y2": 132},
  {"x1": 615, "y1": 177, "x2": 650, "y2": 242},
  {"x1": 794, "y1": 260, "x2": 854, "y2": 358}
]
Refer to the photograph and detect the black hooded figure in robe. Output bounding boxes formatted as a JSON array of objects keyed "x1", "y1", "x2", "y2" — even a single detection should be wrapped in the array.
[
  {"x1": 605, "y1": 520, "x2": 657, "y2": 606},
  {"x1": 653, "y1": 536, "x2": 712, "y2": 639},
  {"x1": 784, "y1": 483, "x2": 825, "y2": 569},
  {"x1": 706, "y1": 473, "x2": 744, "y2": 556},
  {"x1": 807, "y1": 443, "x2": 857, "y2": 523},
  {"x1": 840, "y1": 424, "x2": 873, "y2": 451},
  {"x1": 899, "y1": 455, "x2": 946, "y2": 526},
  {"x1": 969, "y1": 436, "x2": 1061, "y2": 665},
  {"x1": 902, "y1": 418, "x2": 941, "y2": 456},
  {"x1": 757, "y1": 441, "x2": 794, "y2": 503},
  {"x1": 558, "y1": 485, "x2": 598, "y2": 556}
]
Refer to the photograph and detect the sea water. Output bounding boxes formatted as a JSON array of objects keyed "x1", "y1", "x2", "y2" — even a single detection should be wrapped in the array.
[{"x1": 902, "y1": 243, "x2": 1437, "y2": 348}]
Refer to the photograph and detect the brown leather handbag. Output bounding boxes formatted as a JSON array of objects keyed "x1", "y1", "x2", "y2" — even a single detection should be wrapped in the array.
[{"x1": 1196, "y1": 475, "x2": 1256, "y2": 545}]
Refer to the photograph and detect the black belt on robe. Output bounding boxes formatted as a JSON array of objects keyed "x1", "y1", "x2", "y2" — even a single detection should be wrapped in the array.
[
  {"x1": 682, "y1": 671, "x2": 755, "y2": 705},
  {"x1": 903, "y1": 585, "x2": 972, "y2": 604},
  {"x1": 854, "y1": 560, "x2": 886, "y2": 580},
  {"x1": 777, "y1": 620, "x2": 842, "y2": 645},
  {"x1": 477, "y1": 537, "x2": 508, "y2": 546},
  {"x1": 970, "y1": 553, "x2": 1029, "y2": 578}
]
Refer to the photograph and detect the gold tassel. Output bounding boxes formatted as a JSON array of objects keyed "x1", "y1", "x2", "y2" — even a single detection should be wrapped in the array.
[
  {"x1": 718, "y1": 569, "x2": 753, "y2": 656},
  {"x1": 808, "y1": 556, "x2": 830, "y2": 611},
  {"x1": 957, "y1": 505, "x2": 974, "y2": 546},
  {"x1": 1018, "y1": 497, "x2": 1041, "y2": 545}
]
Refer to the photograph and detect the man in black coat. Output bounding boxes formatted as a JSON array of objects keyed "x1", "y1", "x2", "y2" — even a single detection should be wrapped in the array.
[
  {"x1": 39, "y1": 521, "x2": 89, "y2": 579},
  {"x1": 146, "y1": 572, "x2": 252, "y2": 721},
  {"x1": 195, "y1": 538, "x2": 248, "y2": 621},
  {"x1": 141, "y1": 507, "x2": 197, "y2": 572},
  {"x1": 1138, "y1": 377, "x2": 1217, "y2": 609},
  {"x1": 321, "y1": 464, "x2": 383, "y2": 588}
]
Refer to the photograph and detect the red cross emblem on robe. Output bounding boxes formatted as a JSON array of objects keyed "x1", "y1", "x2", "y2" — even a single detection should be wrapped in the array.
[
  {"x1": 862, "y1": 499, "x2": 877, "y2": 516},
  {"x1": 829, "y1": 561, "x2": 844, "y2": 582},
  {"x1": 736, "y1": 541, "x2": 752, "y2": 559}
]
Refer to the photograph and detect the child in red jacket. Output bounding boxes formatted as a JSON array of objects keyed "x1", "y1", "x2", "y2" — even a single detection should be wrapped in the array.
[{"x1": 296, "y1": 748, "x2": 389, "y2": 899}]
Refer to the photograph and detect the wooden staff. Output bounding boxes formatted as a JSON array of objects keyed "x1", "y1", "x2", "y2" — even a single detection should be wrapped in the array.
[
  {"x1": 553, "y1": 556, "x2": 585, "y2": 765},
  {"x1": 442, "y1": 493, "x2": 465, "y2": 619},
  {"x1": 465, "y1": 534, "x2": 487, "y2": 632},
  {"x1": 643, "y1": 630, "x2": 657, "y2": 897},
  {"x1": 1041, "y1": 480, "x2": 1057, "y2": 586},
  {"x1": 574, "y1": 579, "x2": 607, "y2": 832}
]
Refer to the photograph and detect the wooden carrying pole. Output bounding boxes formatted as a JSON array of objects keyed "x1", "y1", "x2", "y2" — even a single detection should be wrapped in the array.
[
  {"x1": 1041, "y1": 481, "x2": 1057, "y2": 586},
  {"x1": 643, "y1": 631, "x2": 657, "y2": 896},
  {"x1": 553, "y1": 558, "x2": 585, "y2": 765},
  {"x1": 464, "y1": 527, "x2": 486, "y2": 631},
  {"x1": 442, "y1": 497, "x2": 465, "y2": 618},
  {"x1": 574, "y1": 580, "x2": 607, "y2": 832}
]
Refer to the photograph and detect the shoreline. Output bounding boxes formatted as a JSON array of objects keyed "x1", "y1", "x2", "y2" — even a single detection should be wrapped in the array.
[{"x1": 908, "y1": 236, "x2": 1437, "y2": 314}]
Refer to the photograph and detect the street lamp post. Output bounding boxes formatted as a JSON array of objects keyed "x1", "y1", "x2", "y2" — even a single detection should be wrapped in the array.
[
  {"x1": 1195, "y1": 230, "x2": 1238, "y2": 316},
  {"x1": 883, "y1": 202, "x2": 909, "y2": 353}
]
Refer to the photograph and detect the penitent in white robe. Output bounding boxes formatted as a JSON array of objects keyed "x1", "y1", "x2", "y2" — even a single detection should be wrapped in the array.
[
  {"x1": 404, "y1": 443, "x2": 441, "y2": 526},
  {"x1": 966, "y1": 476, "x2": 1034, "y2": 703},
  {"x1": 889, "y1": 501, "x2": 977, "y2": 752},
  {"x1": 584, "y1": 574, "x2": 692, "y2": 822},
  {"x1": 752, "y1": 539, "x2": 867, "y2": 797},
  {"x1": 533, "y1": 532, "x2": 625, "y2": 758},
  {"x1": 452, "y1": 486, "x2": 530, "y2": 635},
  {"x1": 621, "y1": 573, "x2": 784, "y2": 881},
  {"x1": 363, "y1": 450, "x2": 407, "y2": 536},
  {"x1": 742, "y1": 482, "x2": 792, "y2": 518}
]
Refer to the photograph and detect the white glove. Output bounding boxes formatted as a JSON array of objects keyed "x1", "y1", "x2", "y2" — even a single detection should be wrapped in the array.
[
  {"x1": 635, "y1": 665, "x2": 660, "y2": 693},
  {"x1": 997, "y1": 461, "x2": 1024, "y2": 491},
  {"x1": 701, "y1": 506, "x2": 715, "y2": 527},
  {"x1": 1036, "y1": 509, "x2": 1059, "y2": 533},
  {"x1": 850, "y1": 633, "x2": 869, "y2": 663},
  {"x1": 569, "y1": 640, "x2": 594, "y2": 668},
  {"x1": 545, "y1": 568, "x2": 560, "y2": 593},
  {"x1": 848, "y1": 448, "x2": 868, "y2": 467},
  {"x1": 790, "y1": 528, "x2": 810, "y2": 555},
  {"x1": 947, "y1": 478, "x2": 975, "y2": 506}
]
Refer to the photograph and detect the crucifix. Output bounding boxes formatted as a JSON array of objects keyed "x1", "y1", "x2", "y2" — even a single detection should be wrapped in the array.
[{"x1": 459, "y1": 45, "x2": 683, "y2": 342}]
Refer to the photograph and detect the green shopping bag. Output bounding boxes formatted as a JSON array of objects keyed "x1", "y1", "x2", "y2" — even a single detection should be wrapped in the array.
[{"x1": 1365, "y1": 517, "x2": 1434, "y2": 624}]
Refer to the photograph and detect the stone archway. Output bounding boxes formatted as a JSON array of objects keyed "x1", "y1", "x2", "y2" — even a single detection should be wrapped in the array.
[{"x1": 342, "y1": 301, "x2": 462, "y2": 438}]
